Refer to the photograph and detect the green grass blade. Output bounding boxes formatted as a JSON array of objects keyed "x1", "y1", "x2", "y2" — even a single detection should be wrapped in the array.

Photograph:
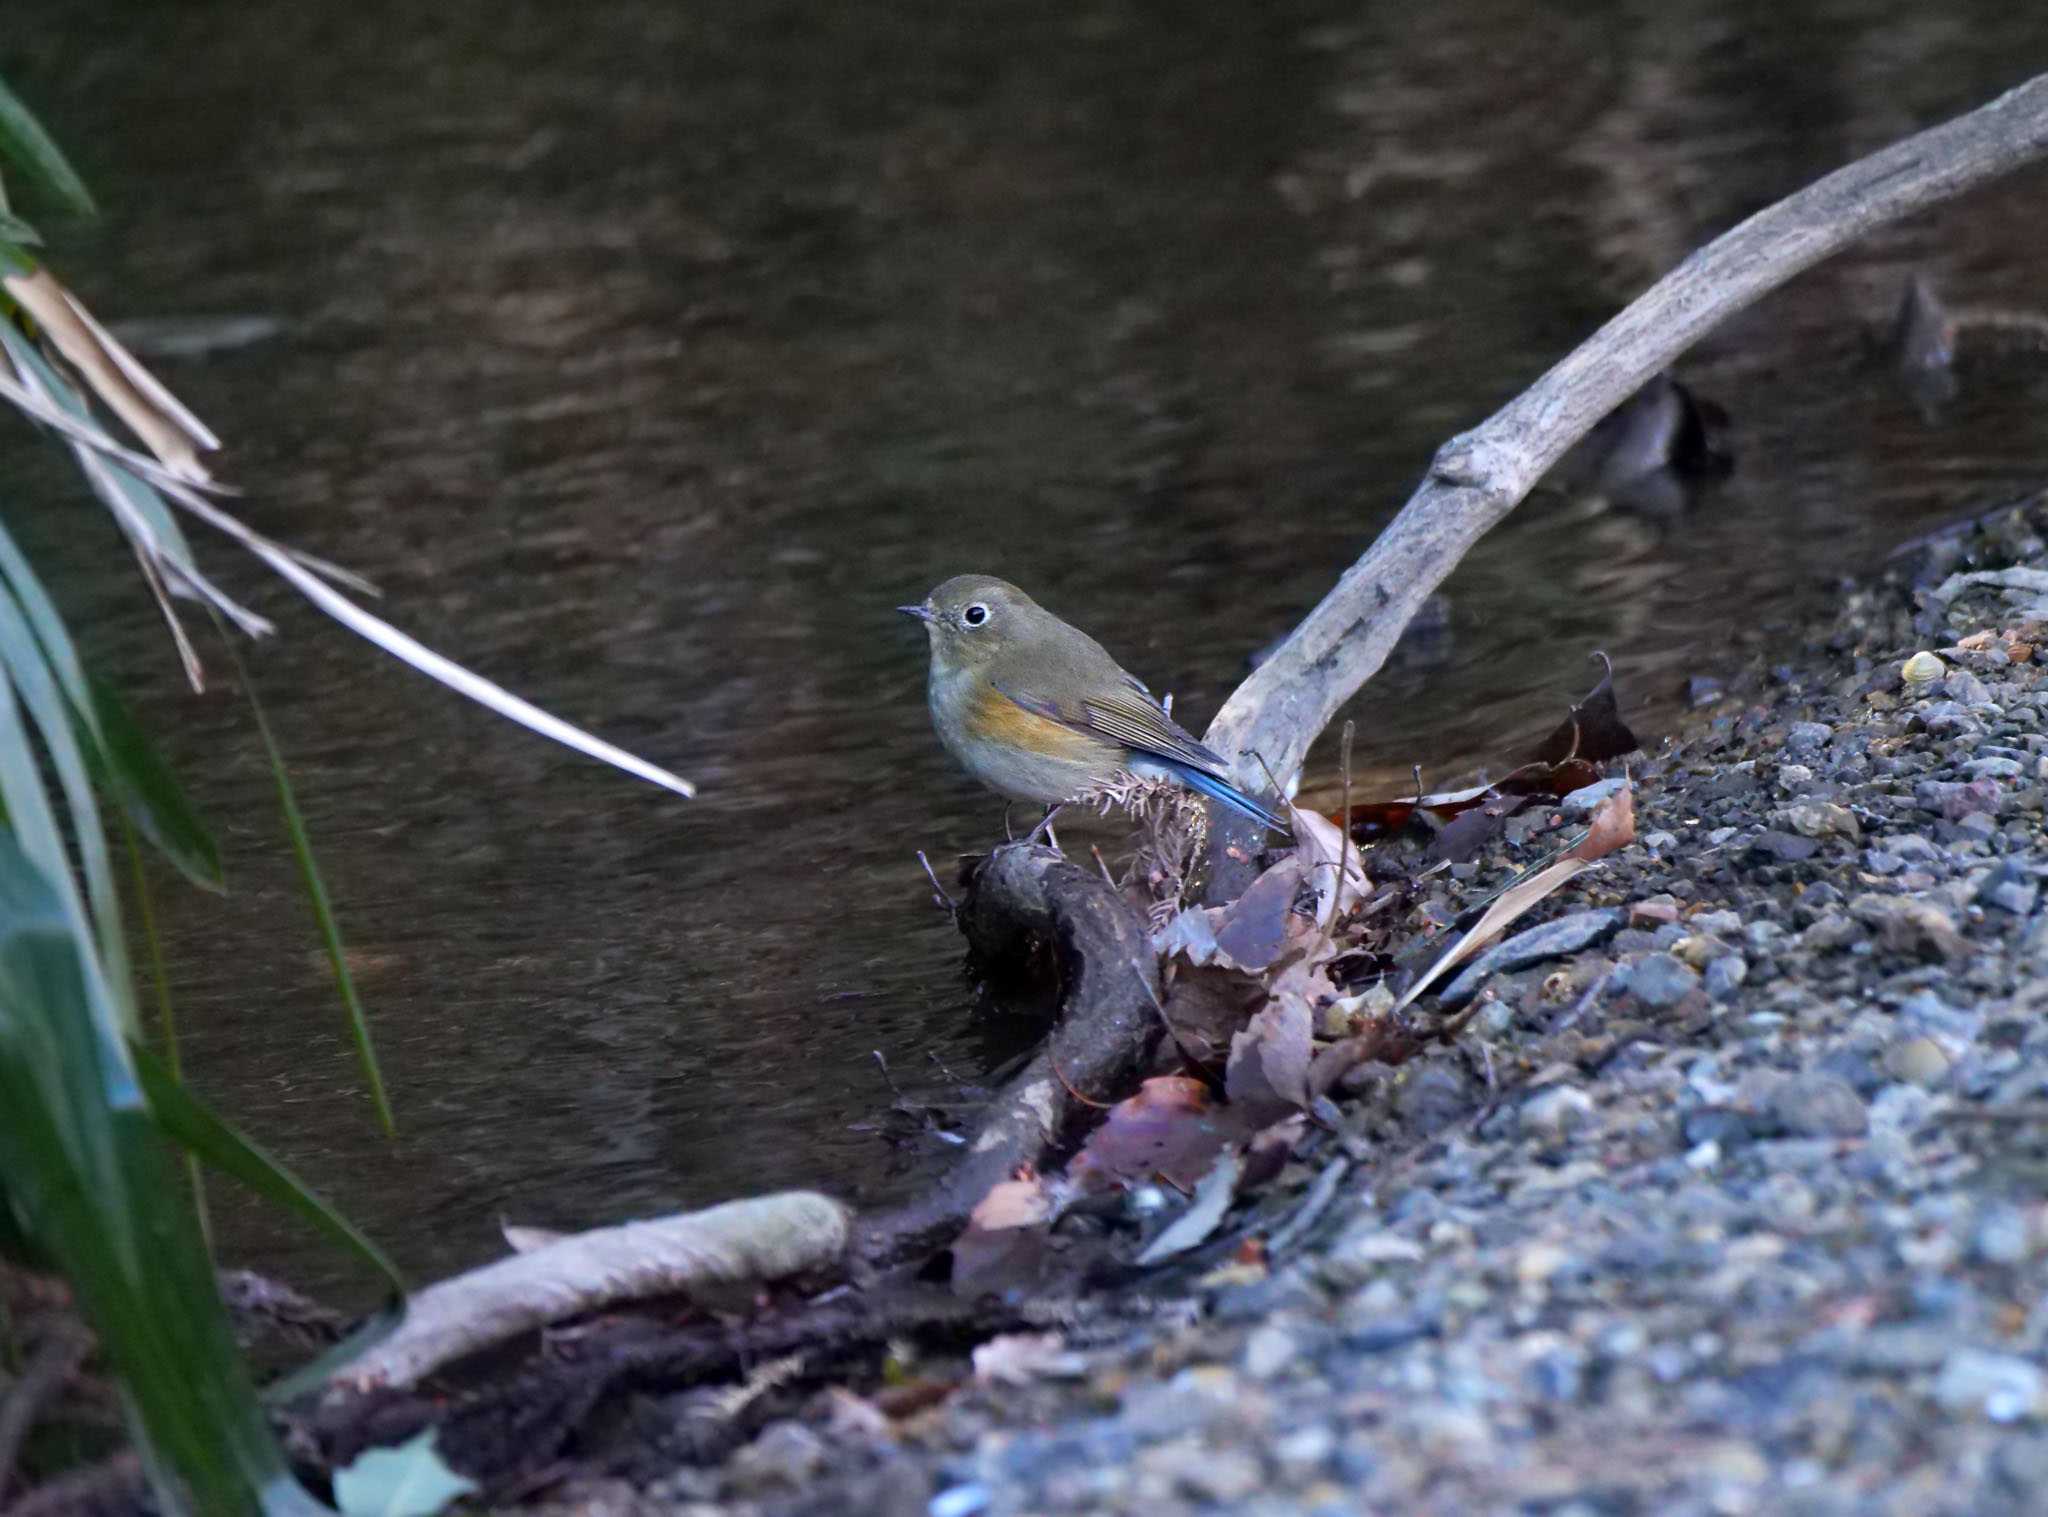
[
  {"x1": 0, "y1": 806, "x2": 321, "y2": 1515},
  {"x1": 0, "y1": 583, "x2": 135, "y2": 1032},
  {"x1": 0, "y1": 511, "x2": 97, "y2": 734},
  {"x1": 133, "y1": 1041, "x2": 403, "y2": 1292},
  {"x1": 122, "y1": 814, "x2": 211, "y2": 1249},
  {"x1": 0, "y1": 514, "x2": 220, "y2": 891},
  {"x1": 233, "y1": 653, "x2": 396, "y2": 1138},
  {"x1": 0, "y1": 75, "x2": 96, "y2": 216},
  {"x1": 88, "y1": 673, "x2": 222, "y2": 891}
]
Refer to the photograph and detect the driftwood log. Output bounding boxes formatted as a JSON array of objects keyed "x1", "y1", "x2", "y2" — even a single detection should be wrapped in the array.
[
  {"x1": 855, "y1": 844, "x2": 1163, "y2": 1271},
  {"x1": 321, "y1": 843, "x2": 1157, "y2": 1397},
  {"x1": 1204, "y1": 69, "x2": 2048, "y2": 796}
]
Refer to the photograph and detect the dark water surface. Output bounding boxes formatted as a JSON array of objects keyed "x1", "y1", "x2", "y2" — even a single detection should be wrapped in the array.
[{"x1": 4, "y1": 1, "x2": 2046, "y2": 1296}]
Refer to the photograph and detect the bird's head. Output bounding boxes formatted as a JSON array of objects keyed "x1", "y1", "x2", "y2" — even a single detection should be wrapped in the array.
[{"x1": 897, "y1": 574, "x2": 1042, "y2": 678}]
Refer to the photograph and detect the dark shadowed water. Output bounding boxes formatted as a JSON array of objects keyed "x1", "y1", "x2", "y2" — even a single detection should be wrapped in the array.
[{"x1": 3, "y1": 1, "x2": 2045, "y2": 1297}]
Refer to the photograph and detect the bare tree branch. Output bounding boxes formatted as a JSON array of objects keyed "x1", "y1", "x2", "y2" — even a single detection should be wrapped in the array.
[
  {"x1": 328, "y1": 1192, "x2": 850, "y2": 1393},
  {"x1": 1205, "y1": 70, "x2": 2048, "y2": 790}
]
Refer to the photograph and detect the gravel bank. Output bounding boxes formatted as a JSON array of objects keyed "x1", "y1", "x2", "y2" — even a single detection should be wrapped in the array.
[{"x1": 541, "y1": 493, "x2": 2048, "y2": 1517}]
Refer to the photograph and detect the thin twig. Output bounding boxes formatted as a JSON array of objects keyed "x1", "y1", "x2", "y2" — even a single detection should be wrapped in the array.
[
  {"x1": 1326, "y1": 719, "x2": 1356, "y2": 935},
  {"x1": 915, "y1": 850, "x2": 958, "y2": 914},
  {"x1": 1049, "y1": 1049, "x2": 1112, "y2": 1110},
  {"x1": 1264, "y1": 1154, "x2": 1353, "y2": 1256}
]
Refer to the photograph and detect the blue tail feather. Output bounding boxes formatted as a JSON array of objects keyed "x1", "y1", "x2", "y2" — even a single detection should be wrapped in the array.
[{"x1": 1158, "y1": 761, "x2": 1290, "y2": 834}]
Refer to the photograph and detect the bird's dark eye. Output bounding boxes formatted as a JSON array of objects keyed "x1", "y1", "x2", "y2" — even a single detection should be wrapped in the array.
[{"x1": 962, "y1": 603, "x2": 990, "y2": 628}]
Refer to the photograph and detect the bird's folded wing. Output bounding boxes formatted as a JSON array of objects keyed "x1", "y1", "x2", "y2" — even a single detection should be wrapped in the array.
[{"x1": 994, "y1": 680, "x2": 1227, "y2": 776}]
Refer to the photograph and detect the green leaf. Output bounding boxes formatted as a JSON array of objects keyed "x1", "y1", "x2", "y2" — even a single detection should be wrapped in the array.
[
  {"x1": 0, "y1": 75, "x2": 96, "y2": 216},
  {"x1": 133, "y1": 1041, "x2": 402, "y2": 1293},
  {"x1": 0, "y1": 831, "x2": 323, "y2": 1515},
  {"x1": 87, "y1": 673, "x2": 223, "y2": 891},
  {"x1": 132, "y1": 1038, "x2": 407, "y2": 1398},
  {"x1": 333, "y1": 1430, "x2": 478, "y2": 1517},
  {"x1": 234, "y1": 652, "x2": 396, "y2": 1138},
  {"x1": 0, "y1": 582, "x2": 134, "y2": 1037},
  {"x1": 0, "y1": 209, "x2": 42, "y2": 246}
]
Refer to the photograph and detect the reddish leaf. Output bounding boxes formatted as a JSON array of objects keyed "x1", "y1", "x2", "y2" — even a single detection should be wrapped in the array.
[
  {"x1": 1566, "y1": 781, "x2": 1636, "y2": 862},
  {"x1": 1525, "y1": 653, "x2": 1640, "y2": 767},
  {"x1": 1225, "y1": 997, "x2": 1313, "y2": 1125},
  {"x1": 1069, "y1": 1076, "x2": 1236, "y2": 1193},
  {"x1": 951, "y1": 1168, "x2": 1062, "y2": 1295}
]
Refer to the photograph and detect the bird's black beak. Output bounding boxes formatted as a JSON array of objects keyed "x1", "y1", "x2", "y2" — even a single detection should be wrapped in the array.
[{"x1": 897, "y1": 604, "x2": 935, "y2": 623}]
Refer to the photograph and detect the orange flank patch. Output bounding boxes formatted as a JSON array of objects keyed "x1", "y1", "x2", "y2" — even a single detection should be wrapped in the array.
[{"x1": 969, "y1": 684, "x2": 1112, "y2": 761}]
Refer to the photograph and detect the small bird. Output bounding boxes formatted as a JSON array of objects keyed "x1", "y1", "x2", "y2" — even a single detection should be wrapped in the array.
[{"x1": 899, "y1": 574, "x2": 1288, "y2": 834}]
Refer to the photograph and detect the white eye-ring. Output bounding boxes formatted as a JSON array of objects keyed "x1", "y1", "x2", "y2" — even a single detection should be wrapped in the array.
[{"x1": 961, "y1": 603, "x2": 990, "y2": 628}]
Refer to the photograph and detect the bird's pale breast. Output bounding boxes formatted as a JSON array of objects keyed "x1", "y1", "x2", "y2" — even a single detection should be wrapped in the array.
[{"x1": 930, "y1": 670, "x2": 1119, "y2": 804}]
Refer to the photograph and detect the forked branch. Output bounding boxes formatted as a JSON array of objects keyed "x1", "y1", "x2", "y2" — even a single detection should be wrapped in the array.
[{"x1": 1205, "y1": 70, "x2": 2048, "y2": 788}]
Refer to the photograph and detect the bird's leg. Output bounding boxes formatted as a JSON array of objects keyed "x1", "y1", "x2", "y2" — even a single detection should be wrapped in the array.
[{"x1": 1023, "y1": 803, "x2": 1065, "y2": 852}]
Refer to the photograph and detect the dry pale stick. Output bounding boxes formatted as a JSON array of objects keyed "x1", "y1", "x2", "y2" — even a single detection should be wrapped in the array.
[{"x1": 1206, "y1": 71, "x2": 2048, "y2": 791}]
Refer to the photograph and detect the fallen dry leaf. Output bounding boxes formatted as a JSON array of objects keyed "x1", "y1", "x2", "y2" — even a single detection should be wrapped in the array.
[
  {"x1": 1212, "y1": 855, "x2": 1306, "y2": 971},
  {"x1": 1392, "y1": 791, "x2": 1634, "y2": 1015},
  {"x1": 1568, "y1": 781, "x2": 1637, "y2": 862},
  {"x1": 1225, "y1": 996, "x2": 1313, "y2": 1125},
  {"x1": 1069, "y1": 1076, "x2": 1236, "y2": 1192},
  {"x1": 1290, "y1": 806, "x2": 1368, "y2": 919},
  {"x1": 1526, "y1": 653, "x2": 1641, "y2": 767},
  {"x1": 3, "y1": 268, "x2": 217, "y2": 483},
  {"x1": 1136, "y1": 1148, "x2": 1245, "y2": 1265},
  {"x1": 951, "y1": 1167, "x2": 1065, "y2": 1294}
]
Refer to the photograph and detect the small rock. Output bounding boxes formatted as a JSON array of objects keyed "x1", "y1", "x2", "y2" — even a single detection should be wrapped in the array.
[
  {"x1": 1622, "y1": 953, "x2": 1701, "y2": 1009},
  {"x1": 1704, "y1": 956, "x2": 1749, "y2": 1001},
  {"x1": 1946, "y1": 669, "x2": 1996, "y2": 707},
  {"x1": 1864, "y1": 849, "x2": 1906, "y2": 876},
  {"x1": 1242, "y1": 1324, "x2": 1298, "y2": 1381},
  {"x1": 1437, "y1": 909, "x2": 1625, "y2": 1007},
  {"x1": 1751, "y1": 830, "x2": 1820, "y2": 862},
  {"x1": 1968, "y1": 755, "x2": 2026, "y2": 779},
  {"x1": 1978, "y1": 860, "x2": 2041, "y2": 916},
  {"x1": 1685, "y1": 675, "x2": 1726, "y2": 708},
  {"x1": 1785, "y1": 721, "x2": 1833, "y2": 752},
  {"x1": 1630, "y1": 896, "x2": 1682, "y2": 925},
  {"x1": 1885, "y1": 1036, "x2": 1952, "y2": 1088},
  {"x1": 1777, "y1": 762, "x2": 1816, "y2": 789},
  {"x1": 1520, "y1": 1086, "x2": 1597, "y2": 1143},
  {"x1": 1975, "y1": 1204, "x2": 2033, "y2": 1266},
  {"x1": 1802, "y1": 912, "x2": 1864, "y2": 952},
  {"x1": 929, "y1": 1485, "x2": 991, "y2": 1517},
  {"x1": 1159, "y1": 1446, "x2": 1264, "y2": 1504},
  {"x1": 1692, "y1": 909, "x2": 1744, "y2": 936},
  {"x1": 1851, "y1": 894, "x2": 1970, "y2": 960},
  {"x1": 729, "y1": 1422, "x2": 829, "y2": 1494},
  {"x1": 1561, "y1": 777, "x2": 1629, "y2": 816},
  {"x1": 1684, "y1": 1106, "x2": 1758, "y2": 1148},
  {"x1": 1770, "y1": 1074, "x2": 1868, "y2": 1138},
  {"x1": 1272, "y1": 1424, "x2": 1336, "y2": 1476},
  {"x1": 1933, "y1": 1348, "x2": 2045, "y2": 1422},
  {"x1": 1642, "y1": 829, "x2": 1679, "y2": 851},
  {"x1": 1787, "y1": 800, "x2": 1861, "y2": 841}
]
